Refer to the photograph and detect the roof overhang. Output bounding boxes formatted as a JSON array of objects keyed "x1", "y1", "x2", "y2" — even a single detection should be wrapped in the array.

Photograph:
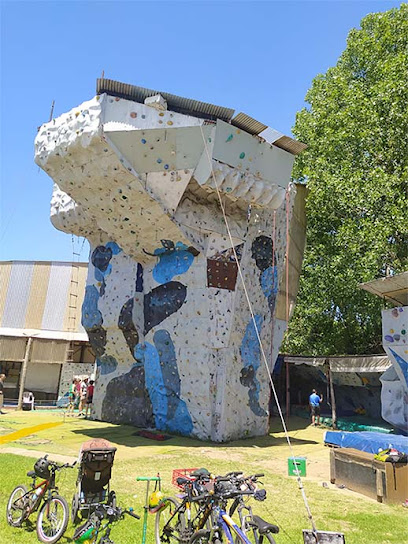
[
  {"x1": 284, "y1": 354, "x2": 391, "y2": 373},
  {"x1": 359, "y1": 271, "x2": 408, "y2": 306},
  {"x1": 0, "y1": 328, "x2": 89, "y2": 343}
]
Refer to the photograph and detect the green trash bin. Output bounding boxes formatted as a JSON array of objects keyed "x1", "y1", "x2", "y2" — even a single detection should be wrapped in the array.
[{"x1": 288, "y1": 457, "x2": 306, "y2": 477}]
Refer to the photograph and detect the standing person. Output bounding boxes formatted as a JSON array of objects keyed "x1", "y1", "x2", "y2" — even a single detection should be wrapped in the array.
[
  {"x1": 74, "y1": 377, "x2": 81, "y2": 410},
  {"x1": 67, "y1": 378, "x2": 77, "y2": 416},
  {"x1": 84, "y1": 380, "x2": 94, "y2": 419},
  {"x1": 78, "y1": 377, "x2": 88, "y2": 416},
  {"x1": 0, "y1": 374, "x2": 6, "y2": 414},
  {"x1": 309, "y1": 389, "x2": 323, "y2": 426}
]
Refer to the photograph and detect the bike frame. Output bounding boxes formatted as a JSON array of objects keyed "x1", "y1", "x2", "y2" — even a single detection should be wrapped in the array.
[
  {"x1": 232, "y1": 497, "x2": 260, "y2": 544},
  {"x1": 18, "y1": 468, "x2": 61, "y2": 521},
  {"x1": 212, "y1": 505, "x2": 253, "y2": 544},
  {"x1": 162, "y1": 487, "x2": 212, "y2": 537},
  {"x1": 13, "y1": 478, "x2": 50, "y2": 517}
]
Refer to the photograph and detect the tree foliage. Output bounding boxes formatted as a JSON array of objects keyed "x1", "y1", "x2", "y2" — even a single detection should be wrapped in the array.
[{"x1": 284, "y1": 6, "x2": 408, "y2": 356}]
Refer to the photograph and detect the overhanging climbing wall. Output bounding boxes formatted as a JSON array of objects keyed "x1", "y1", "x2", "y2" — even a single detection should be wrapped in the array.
[{"x1": 35, "y1": 82, "x2": 307, "y2": 441}]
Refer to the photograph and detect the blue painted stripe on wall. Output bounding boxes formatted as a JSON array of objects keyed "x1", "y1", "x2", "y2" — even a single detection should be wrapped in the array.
[
  {"x1": 41, "y1": 263, "x2": 72, "y2": 331},
  {"x1": 1, "y1": 262, "x2": 34, "y2": 328}
]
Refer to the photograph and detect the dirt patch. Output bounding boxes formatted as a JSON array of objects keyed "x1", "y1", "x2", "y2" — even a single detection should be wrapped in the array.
[
  {"x1": 16, "y1": 437, "x2": 52, "y2": 446},
  {"x1": 0, "y1": 446, "x2": 77, "y2": 464}
]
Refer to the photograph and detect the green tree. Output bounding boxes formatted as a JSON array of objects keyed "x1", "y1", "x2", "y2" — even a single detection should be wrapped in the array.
[{"x1": 284, "y1": 5, "x2": 408, "y2": 356}]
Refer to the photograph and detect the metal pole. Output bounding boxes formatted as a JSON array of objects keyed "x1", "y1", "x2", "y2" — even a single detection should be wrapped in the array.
[
  {"x1": 285, "y1": 360, "x2": 290, "y2": 425},
  {"x1": 18, "y1": 337, "x2": 33, "y2": 410},
  {"x1": 328, "y1": 361, "x2": 337, "y2": 429}
]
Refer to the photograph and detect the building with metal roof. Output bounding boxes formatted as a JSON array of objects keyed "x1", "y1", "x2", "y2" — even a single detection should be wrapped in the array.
[{"x1": 0, "y1": 261, "x2": 94, "y2": 406}]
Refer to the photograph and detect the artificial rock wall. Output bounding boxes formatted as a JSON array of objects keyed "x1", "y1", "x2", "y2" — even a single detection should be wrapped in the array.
[
  {"x1": 381, "y1": 307, "x2": 408, "y2": 431},
  {"x1": 35, "y1": 90, "x2": 307, "y2": 441}
]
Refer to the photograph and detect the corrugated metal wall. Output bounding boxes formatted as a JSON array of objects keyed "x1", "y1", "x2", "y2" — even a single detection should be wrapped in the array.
[
  {"x1": 41, "y1": 263, "x2": 74, "y2": 331},
  {"x1": 2, "y1": 262, "x2": 34, "y2": 328},
  {"x1": 0, "y1": 261, "x2": 88, "y2": 332}
]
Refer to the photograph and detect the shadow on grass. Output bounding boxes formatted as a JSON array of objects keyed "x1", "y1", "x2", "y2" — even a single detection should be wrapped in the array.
[
  {"x1": 17, "y1": 518, "x2": 74, "y2": 543},
  {"x1": 71, "y1": 416, "x2": 317, "y2": 449}
]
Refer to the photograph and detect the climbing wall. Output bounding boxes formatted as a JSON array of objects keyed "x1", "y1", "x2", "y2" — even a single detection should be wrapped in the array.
[
  {"x1": 381, "y1": 307, "x2": 408, "y2": 431},
  {"x1": 35, "y1": 88, "x2": 307, "y2": 441}
]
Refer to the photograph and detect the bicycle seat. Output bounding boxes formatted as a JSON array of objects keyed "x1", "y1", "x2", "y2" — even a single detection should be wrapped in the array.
[
  {"x1": 176, "y1": 477, "x2": 190, "y2": 486},
  {"x1": 27, "y1": 470, "x2": 36, "y2": 478},
  {"x1": 250, "y1": 515, "x2": 279, "y2": 534}
]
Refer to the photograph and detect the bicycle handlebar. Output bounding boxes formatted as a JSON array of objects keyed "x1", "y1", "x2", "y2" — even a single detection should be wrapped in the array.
[
  {"x1": 50, "y1": 460, "x2": 77, "y2": 471},
  {"x1": 190, "y1": 488, "x2": 255, "y2": 503},
  {"x1": 125, "y1": 509, "x2": 141, "y2": 520}
]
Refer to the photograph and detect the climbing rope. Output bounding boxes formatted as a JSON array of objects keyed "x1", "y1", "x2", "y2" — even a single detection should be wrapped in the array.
[{"x1": 199, "y1": 125, "x2": 317, "y2": 532}]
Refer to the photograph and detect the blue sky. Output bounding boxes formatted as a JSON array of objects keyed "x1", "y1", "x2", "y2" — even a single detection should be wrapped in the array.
[{"x1": 0, "y1": 0, "x2": 402, "y2": 262}]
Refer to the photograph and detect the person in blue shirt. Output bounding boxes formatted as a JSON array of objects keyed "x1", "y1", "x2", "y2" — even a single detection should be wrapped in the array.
[{"x1": 309, "y1": 389, "x2": 323, "y2": 426}]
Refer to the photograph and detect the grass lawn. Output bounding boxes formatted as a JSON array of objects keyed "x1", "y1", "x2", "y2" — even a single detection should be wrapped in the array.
[{"x1": 0, "y1": 410, "x2": 406, "y2": 544}]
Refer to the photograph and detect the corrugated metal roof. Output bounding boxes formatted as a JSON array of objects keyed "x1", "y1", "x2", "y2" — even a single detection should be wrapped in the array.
[
  {"x1": 273, "y1": 135, "x2": 307, "y2": 156},
  {"x1": 97, "y1": 79, "x2": 235, "y2": 122},
  {"x1": 96, "y1": 79, "x2": 307, "y2": 156},
  {"x1": 231, "y1": 112, "x2": 267, "y2": 135}
]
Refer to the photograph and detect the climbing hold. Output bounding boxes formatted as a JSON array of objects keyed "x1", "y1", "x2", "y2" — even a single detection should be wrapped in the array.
[
  {"x1": 141, "y1": 139, "x2": 147, "y2": 144},
  {"x1": 130, "y1": 112, "x2": 137, "y2": 118},
  {"x1": 239, "y1": 152, "x2": 245, "y2": 159},
  {"x1": 226, "y1": 134, "x2": 233, "y2": 142}
]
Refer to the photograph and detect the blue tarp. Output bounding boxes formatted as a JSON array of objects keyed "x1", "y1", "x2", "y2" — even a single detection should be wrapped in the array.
[{"x1": 324, "y1": 430, "x2": 408, "y2": 454}]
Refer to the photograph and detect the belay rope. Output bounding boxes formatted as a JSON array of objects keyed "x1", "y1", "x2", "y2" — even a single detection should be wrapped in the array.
[{"x1": 199, "y1": 125, "x2": 317, "y2": 533}]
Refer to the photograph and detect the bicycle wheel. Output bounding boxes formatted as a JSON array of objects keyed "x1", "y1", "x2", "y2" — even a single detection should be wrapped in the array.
[
  {"x1": 36, "y1": 494, "x2": 69, "y2": 544},
  {"x1": 6, "y1": 484, "x2": 28, "y2": 527},
  {"x1": 71, "y1": 493, "x2": 80, "y2": 524},
  {"x1": 189, "y1": 528, "x2": 211, "y2": 544},
  {"x1": 108, "y1": 490, "x2": 117, "y2": 508},
  {"x1": 155, "y1": 497, "x2": 186, "y2": 544}
]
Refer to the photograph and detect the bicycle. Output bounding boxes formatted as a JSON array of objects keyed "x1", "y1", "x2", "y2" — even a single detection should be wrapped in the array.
[
  {"x1": 6, "y1": 455, "x2": 76, "y2": 544},
  {"x1": 155, "y1": 470, "x2": 213, "y2": 544},
  {"x1": 73, "y1": 503, "x2": 140, "y2": 544},
  {"x1": 228, "y1": 473, "x2": 278, "y2": 544},
  {"x1": 189, "y1": 477, "x2": 279, "y2": 544}
]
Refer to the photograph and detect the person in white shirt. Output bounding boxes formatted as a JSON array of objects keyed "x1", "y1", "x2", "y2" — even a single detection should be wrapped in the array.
[{"x1": 78, "y1": 377, "x2": 89, "y2": 416}]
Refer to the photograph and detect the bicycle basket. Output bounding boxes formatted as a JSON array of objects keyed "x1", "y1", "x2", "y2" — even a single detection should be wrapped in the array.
[{"x1": 171, "y1": 468, "x2": 198, "y2": 489}]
